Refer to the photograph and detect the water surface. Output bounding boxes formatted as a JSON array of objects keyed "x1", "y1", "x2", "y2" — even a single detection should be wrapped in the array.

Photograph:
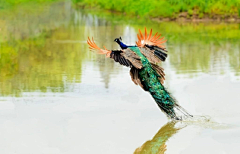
[{"x1": 0, "y1": 1, "x2": 240, "y2": 154}]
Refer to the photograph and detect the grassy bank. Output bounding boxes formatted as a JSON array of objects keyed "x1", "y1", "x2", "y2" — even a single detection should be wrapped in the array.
[
  {"x1": 0, "y1": 0, "x2": 58, "y2": 5},
  {"x1": 0, "y1": 0, "x2": 59, "y2": 9},
  {"x1": 73, "y1": 0, "x2": 240, "y2": 21}
]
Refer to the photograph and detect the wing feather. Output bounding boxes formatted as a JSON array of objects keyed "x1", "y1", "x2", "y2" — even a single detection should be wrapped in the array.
[
  {"x1": 122, "y1": 48, "x2": 143, "y2": 69},
  {"x1": 110, "y1": 50, "x2": 132, "y2": 67},
  {"x1": 130, "y1": 67, "x2": 146, "y2": 90},
  {"x1": 87, "y1": 37, "x2": 112, "y2": 57},
  {"x1": 110, "y1": 49, "x2": 143, "y2": 69},
  {"x1": 139, "y1": 47, "x2": 162, "y2": 64},
  {"x1": 151, "y1": 63, "x2": 165, "y2": 84}
]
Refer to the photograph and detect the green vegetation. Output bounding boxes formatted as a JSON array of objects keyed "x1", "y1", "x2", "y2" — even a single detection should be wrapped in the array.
[
  {"x1": 73, "y1": 0, "x2": 240, "y2": 19},
  {"x1": 0, "y1": 31, "x2": 86, "y2": 96},
  {"x1": 1, "y1": 0, "x2": 240, "y2": 96},
  {"x1": 0, "y1": 0, "x2": 87, "y2": 96},
  {"x1": 84, "y1": 10, "x2": 240, "y2": 44},
  {"x1": 0, "y1": 0, "x2": 58, "y2": 8}
]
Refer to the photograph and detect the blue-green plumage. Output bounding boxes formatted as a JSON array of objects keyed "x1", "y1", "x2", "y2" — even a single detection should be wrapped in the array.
[{"x1": 129, "y1": 47, "x2": 178, "y2": 118}]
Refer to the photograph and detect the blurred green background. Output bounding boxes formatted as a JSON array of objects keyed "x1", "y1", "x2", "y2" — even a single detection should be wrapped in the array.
[{"x1": 0, "y1": 0, "x2": 239, "y2": 96}]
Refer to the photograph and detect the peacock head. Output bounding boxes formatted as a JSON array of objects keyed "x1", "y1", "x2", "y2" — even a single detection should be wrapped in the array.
[{"x1": 114, "y1": 37, "x2": 122, "y2": 43}]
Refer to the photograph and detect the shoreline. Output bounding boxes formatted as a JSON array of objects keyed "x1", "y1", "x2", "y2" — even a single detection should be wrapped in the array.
[
  {"x1": 151, "y1": 12, "x2": 240, "y2": 23},
  {"x1": 76, "y1": 5, "x2": 240, "y2": 23}
]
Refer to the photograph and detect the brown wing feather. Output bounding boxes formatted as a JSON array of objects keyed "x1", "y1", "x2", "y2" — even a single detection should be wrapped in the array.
[
  {"x1": 110, "y1": 50, "x2": 132, "y2": 67},
  {"x1": 122, "y1": 48, "x2": 143, "y2": 69},
  {"x1": 139, "y1": 47, "x2": 162, "y2": 64},
  {"x1": 129, "y1": 67, "x2": 146, "y2": 90},
  {"x1": 151, "y1": 63, "x2": 165, "y2": 84}
]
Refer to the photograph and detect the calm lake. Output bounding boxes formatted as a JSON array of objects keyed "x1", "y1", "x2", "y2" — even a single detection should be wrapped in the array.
[{"x1": 0, "y1": 1, "x2": 240, "y2": 154}]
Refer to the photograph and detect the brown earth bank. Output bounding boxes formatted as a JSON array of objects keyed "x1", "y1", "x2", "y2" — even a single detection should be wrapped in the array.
[
  {"x1": 76, "y1": 4, "x2": 240, "y2": 23},
  {"x1": 152, "y1": 12, "x2": 240, "y2": 22}
]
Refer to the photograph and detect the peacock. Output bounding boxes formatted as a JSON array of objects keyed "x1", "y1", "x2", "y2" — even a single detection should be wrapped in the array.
[
  {"x1": 87, "y1": 28, "x2": 192, "y2": 120},
  {"x1": 134, "y1": 121, "x2": 183, "y2": 153}
]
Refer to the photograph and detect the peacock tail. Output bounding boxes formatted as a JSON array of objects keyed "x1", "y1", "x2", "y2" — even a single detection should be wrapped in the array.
[{"x1": 129, "y1": 47, "x2": 179, "y2": 119}]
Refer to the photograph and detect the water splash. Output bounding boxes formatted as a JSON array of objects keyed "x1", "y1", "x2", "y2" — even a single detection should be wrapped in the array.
[{"x1": 177, "y1": 115, "x2": 232, "y2": 130}]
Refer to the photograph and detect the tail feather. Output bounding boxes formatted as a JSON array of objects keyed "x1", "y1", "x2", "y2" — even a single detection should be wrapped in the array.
[
  {"x1": 152, "y1": 89, "x2": 192, "y2": 120},
  {"x1": 175, "y1": 104, "x2": 193, "y2": 118}
]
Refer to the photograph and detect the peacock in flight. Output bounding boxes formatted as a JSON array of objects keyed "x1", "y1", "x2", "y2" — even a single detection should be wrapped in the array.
[{"x1": 87, "y1": 28, "x2": 192, "y2": 120}]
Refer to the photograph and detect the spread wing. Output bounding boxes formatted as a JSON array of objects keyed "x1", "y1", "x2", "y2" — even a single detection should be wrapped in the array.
[
  {"x1": 136, "y1": 27, "x2": 167, "y2": 48},
  {"x1": 87, "y1": 36, "x2": 165, "y2": 86},
  {"x1": 136, "y1": 28, "x2": 168, "y2": 62},
  {"x1": 87, "y1": 37, "x2": 112, "y2": 57},
  {"x1": 110, "y1": 49, "x2": 143, "y2": 69},
  {"x1": 87, "y1": 37, "x2": 142, "y2": 68},
  {"x1": 139, "y1": 46, "x2": 168, "y2": 62},
  {"x1": 110, "y1": 50, "x2": 132, "y2": 67}
]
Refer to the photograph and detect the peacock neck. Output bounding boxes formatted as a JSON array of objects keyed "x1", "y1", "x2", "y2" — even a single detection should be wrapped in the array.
[{"x1": 117, "y1": 41, "x2": 128, "y2": 49}]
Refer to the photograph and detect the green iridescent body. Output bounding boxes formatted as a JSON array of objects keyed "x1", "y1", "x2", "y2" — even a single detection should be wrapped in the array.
[{"x1": 129, "y1": 47, "x2": 176, "y2": 118}]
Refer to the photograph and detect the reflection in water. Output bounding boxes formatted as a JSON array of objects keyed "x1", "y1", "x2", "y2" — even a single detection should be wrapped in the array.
[
  {"x1": 134, "y1": 117, "x2": 230, "y2": 154},
  {"x1": 0, "y1": 21, "x2": 89, "y2": 96},
  {"x1": 229, "y1": 45, "x2": 240, "y2": 76},
  {"x1": 0, "y1": 1, "x2": 72, "y2": 41},
  {"x1": 0, "y1": 1, "x2": 84, "y2": 96},
  {"x1": 134, "y1": 121, "x2": 183, "y2": 154},
  {"x1": 0, "y1": 0, "x2": 240, "y2": 97}
]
